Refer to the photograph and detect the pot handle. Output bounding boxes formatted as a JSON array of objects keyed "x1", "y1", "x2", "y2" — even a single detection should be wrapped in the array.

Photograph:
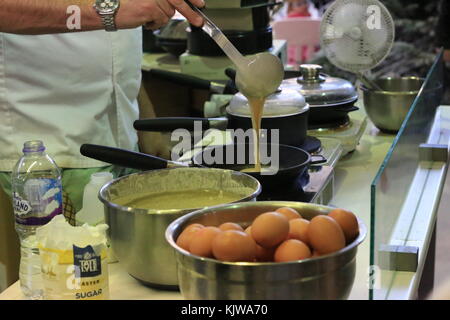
[
  {"x1": 333, "y1": 106, "x2": 359, "y2": 113},
  {"x1": 134, "y1": 117, "x2": 213, "y2": 132},
  {"x1": 149, "y1": 69, "x2": 216, "y2": 91},
  {"x1": 310, "y1": 155, "x2": 327, "y2": 165},
  {"x1": 226, "y1": 67, "x2": 302, "y2": 81},
  {"x1": 80, "y1": 144, "x2": 187, "y2": 171}
]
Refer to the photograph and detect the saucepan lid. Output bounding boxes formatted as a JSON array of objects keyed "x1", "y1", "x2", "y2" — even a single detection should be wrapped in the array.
[
  {"x1": 226, "y1": 88, "x2": 309, "y2": 118},
  {"x1": 282, "y1": 64, "x2": 358, "y2": 106}
]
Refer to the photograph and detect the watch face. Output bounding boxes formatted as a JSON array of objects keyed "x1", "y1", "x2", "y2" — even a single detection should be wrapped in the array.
[{"x1": 95, "y1": 0, "x2": 120, "y2": 14}]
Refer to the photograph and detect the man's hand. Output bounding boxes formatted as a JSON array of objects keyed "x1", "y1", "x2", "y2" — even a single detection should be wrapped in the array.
[{"x1": 116, "y1": 0, "x2": 204, "y2": 30}]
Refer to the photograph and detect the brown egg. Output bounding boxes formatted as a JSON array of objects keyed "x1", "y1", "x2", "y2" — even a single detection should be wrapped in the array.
[
  {"x1": 219, "y1": 222, "x2": 244, "y2": 232},
  {"x1": 308, "y1": 215, "x2": 345, "y2": 254},
  {"x1": 275, "y1": 207, "x2": 302, "y2": 220},
  {"x1": 276, "y1": 207, "x2": 302, "y2": 221},
  {"x1": 185, "y1": 223, "x2": 204, "y2": 231},
  {"x1": 255, "y1": 244, "x2": 276, "y2": 262},
  {"x1": 189, "y1": 226, "x2": 222, "y2": 258},
  {"x1": 176, "y1": 224, "x2": 204, "y2": 251},
  {"x1": 244, "y1": 225, "x2": 274, "y2": 262},
  {"x1": 288, "y1": 218, "x2": 310, "y2": 244},
  {"x1": 274, "y1": 239, "x2": 311, "y2": 262},
  {"x1": 251, "y1": 212, "x2": 289, "y2": 248},
  {"x1": 328, "y1": 209, "x2": 359, "y2": 243},
  {"x1": 212, "y1": 230, "x2": 257, "y2": 262}
]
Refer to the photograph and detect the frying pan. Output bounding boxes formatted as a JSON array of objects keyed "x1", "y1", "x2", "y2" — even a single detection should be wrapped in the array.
[{"x1": 79, "y1": 144, "x2": 326, "y2": 191}]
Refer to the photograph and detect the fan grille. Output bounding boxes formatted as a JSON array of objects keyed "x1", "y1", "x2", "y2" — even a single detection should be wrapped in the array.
[{"x1": 320, "y1": 0, "x2": 395, "y2": 72}]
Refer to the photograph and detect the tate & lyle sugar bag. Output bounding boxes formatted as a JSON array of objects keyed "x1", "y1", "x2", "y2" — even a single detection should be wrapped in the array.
[{"x1": 36, "y1": 215, "x2": 109, "y2": 300}]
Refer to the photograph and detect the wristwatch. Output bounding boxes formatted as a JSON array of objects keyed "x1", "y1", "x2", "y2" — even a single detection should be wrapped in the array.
[{"x1": 93, "y1": 0, "x2": 120, "y2": 32}]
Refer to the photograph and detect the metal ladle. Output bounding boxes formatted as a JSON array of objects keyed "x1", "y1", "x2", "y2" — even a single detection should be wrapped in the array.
[{"x1": 186, "y1": 1, "x2": 284, "y2": 98}]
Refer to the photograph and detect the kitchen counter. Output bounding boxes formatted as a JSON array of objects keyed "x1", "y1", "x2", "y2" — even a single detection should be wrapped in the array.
[
  {"x1": 3, "y1": 104, "x2": 449, "y2": 300},
  {"x1": 0, "y1": 109, "x2": 397, "y2": 300}
]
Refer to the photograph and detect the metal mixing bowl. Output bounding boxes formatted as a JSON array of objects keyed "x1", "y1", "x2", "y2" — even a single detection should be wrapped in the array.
[
  {"x1": 361, "y1": 77, "x2": 424, "y2": 133},
  {"x1": 166, "y1": 201, "x2": 367, "y2": 300},
  {"x1": 99, "y1": 168, "x2": 261, "y2": 289}
]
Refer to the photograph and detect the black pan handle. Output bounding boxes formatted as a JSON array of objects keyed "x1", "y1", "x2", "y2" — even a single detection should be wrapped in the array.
[
  {"x1": 227, "y1": 67, "x2": 301, "y2": 81},
  {"x1": 225, "y1": 68, "x2": 236, "y2": 82},
  {"x1": 134, "y1": 117, "x2": 228, "y2": 132},
  {"x1": 134, "y1": 117, "x2": 211, "y2": 132},
  {"x1": 333, "y1": 106, "x2": 359, "y2": 113},
  {"x1": 310, "y1": 155, "x2": 327, "y2": 165},
  {"x1": 80, "y1": 144, "x2": 186, "y2": 171},
  {"x1": 149, "y1": 69, "x2": 216, "y2": 92}
]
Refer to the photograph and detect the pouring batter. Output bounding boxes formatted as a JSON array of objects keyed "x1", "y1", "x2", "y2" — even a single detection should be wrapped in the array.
[
  {"x1": 188, "y1": 4, "x2": 284, "y2": 172},
  {"x1": 235, "y1": 53, "x2": 284, "y2": 172}
]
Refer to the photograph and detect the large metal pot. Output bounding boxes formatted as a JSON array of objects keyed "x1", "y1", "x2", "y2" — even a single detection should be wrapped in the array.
[
  {"x1": 166, "y1": 201, "x2": 367, "y2": 300},
  {"x1": 99, "y1": 168, "x2": 261, "y2": 289},
  {"x1": 154, "y1": 19, "x2": 188, "y2": 56}
]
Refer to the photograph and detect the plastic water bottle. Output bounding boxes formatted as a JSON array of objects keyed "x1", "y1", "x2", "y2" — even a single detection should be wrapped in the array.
[{"x1": 11, "y1": 140, "x2": 63, "y2": 299}]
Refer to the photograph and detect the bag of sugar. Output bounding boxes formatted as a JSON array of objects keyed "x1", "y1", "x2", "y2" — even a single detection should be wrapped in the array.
[{"x1": 36, "y1": 215, "x2": 109, "y2": 300}]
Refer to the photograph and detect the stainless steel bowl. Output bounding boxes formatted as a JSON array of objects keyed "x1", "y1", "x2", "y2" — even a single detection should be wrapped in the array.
[
  {"x1": 166, "y1": 201, "x2": 367, "y2": 300},
  {"x1": 361, "y1": 77, "x2": 424, "y2": 133},
  {"x1": 99, "y1": 168, "x2": 261, "y2": 289}
]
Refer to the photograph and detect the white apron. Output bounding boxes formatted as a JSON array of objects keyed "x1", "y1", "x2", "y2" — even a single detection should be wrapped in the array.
[{"x1": 0, "y1": 28, "x2": 142, "y2": 171}]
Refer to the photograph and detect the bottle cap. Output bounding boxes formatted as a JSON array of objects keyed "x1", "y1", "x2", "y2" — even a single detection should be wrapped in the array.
[{"x1": 23, "y1": 140, "x2": 45, "y2": 153}]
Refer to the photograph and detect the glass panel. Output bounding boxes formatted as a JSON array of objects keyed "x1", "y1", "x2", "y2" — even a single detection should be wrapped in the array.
[{"x1": 369, "y1": 50, "x2": 444, "y2": 300}]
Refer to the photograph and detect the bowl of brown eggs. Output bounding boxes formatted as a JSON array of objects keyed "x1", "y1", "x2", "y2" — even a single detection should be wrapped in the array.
[{"x1": 165, "y1": 201, "x2": 366, "y2": 300}]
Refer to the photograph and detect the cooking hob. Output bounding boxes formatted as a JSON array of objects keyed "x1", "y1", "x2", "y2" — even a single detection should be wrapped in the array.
[
  {"x1": 308, "y1": 108, "x2": 367, "y2": 156},
  {"x1": 178, "y1": 130, "x2": 342, "y2": 205},
  {"x1": 257, "y1": 165, "x2": 334, "y2": 205},
  {"x1": 308, "y1": 115, "x2": 351, "y2": 131}
]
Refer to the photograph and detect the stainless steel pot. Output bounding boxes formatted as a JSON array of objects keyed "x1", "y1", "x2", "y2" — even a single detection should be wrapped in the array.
[
  {"x1": 166, "y1": 201, "x2": 367, "y2": 300},
  {"x1": 361, "y1": 77, "x2": 425, "y2": 133},
  {"x1": 99, "y1": 168, "x2": 261, "y2": 289}
]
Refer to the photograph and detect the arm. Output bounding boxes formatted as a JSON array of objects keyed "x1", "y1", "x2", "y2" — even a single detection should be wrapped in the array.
[
  {"x1": 0, "y1": 0, "x2": 101, "y2": 34},
  {"x1": 0, "y1": 0, "x2": 204, "y2": 35}
]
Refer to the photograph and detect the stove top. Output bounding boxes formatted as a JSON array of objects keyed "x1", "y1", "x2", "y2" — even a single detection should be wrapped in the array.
[
  {"x1": 257, "y1": 166, "x2": 334, "y2": 205},
  {"x1": 308, "y1": 115, "x2": 351, "y2": 131},
  {"x1": 308, "y1": 109, "x2": 367, "y2": 156},
  {"x1": 178, "y1": 131, "x2": 341, "y2": 205}
]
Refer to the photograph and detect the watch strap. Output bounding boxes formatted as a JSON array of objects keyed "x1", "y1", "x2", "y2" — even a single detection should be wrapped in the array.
[{"x1": 101, "y1": 14, "x2": 117, "y2": 32}]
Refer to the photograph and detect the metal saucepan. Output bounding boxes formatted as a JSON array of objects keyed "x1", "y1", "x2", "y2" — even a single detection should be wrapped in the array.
[
  {"x1": 166, "y1": 201, "x2": 367, "y2": 300},
  {"x1": 91, "y1": 164, "x2": 261, "y2": 289},
  {"x1": 134, "y1": 88, "x2": 311, "y2": 148},
  {"x1": 153, "y1": 19, "x2": 188, "y2": 57},
  {"x1": 80, "y1": 144, "x2": 325, "y2": 192},
  {"x1": 282, "y1": 64, "x2": 359, "y2": 127}
]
